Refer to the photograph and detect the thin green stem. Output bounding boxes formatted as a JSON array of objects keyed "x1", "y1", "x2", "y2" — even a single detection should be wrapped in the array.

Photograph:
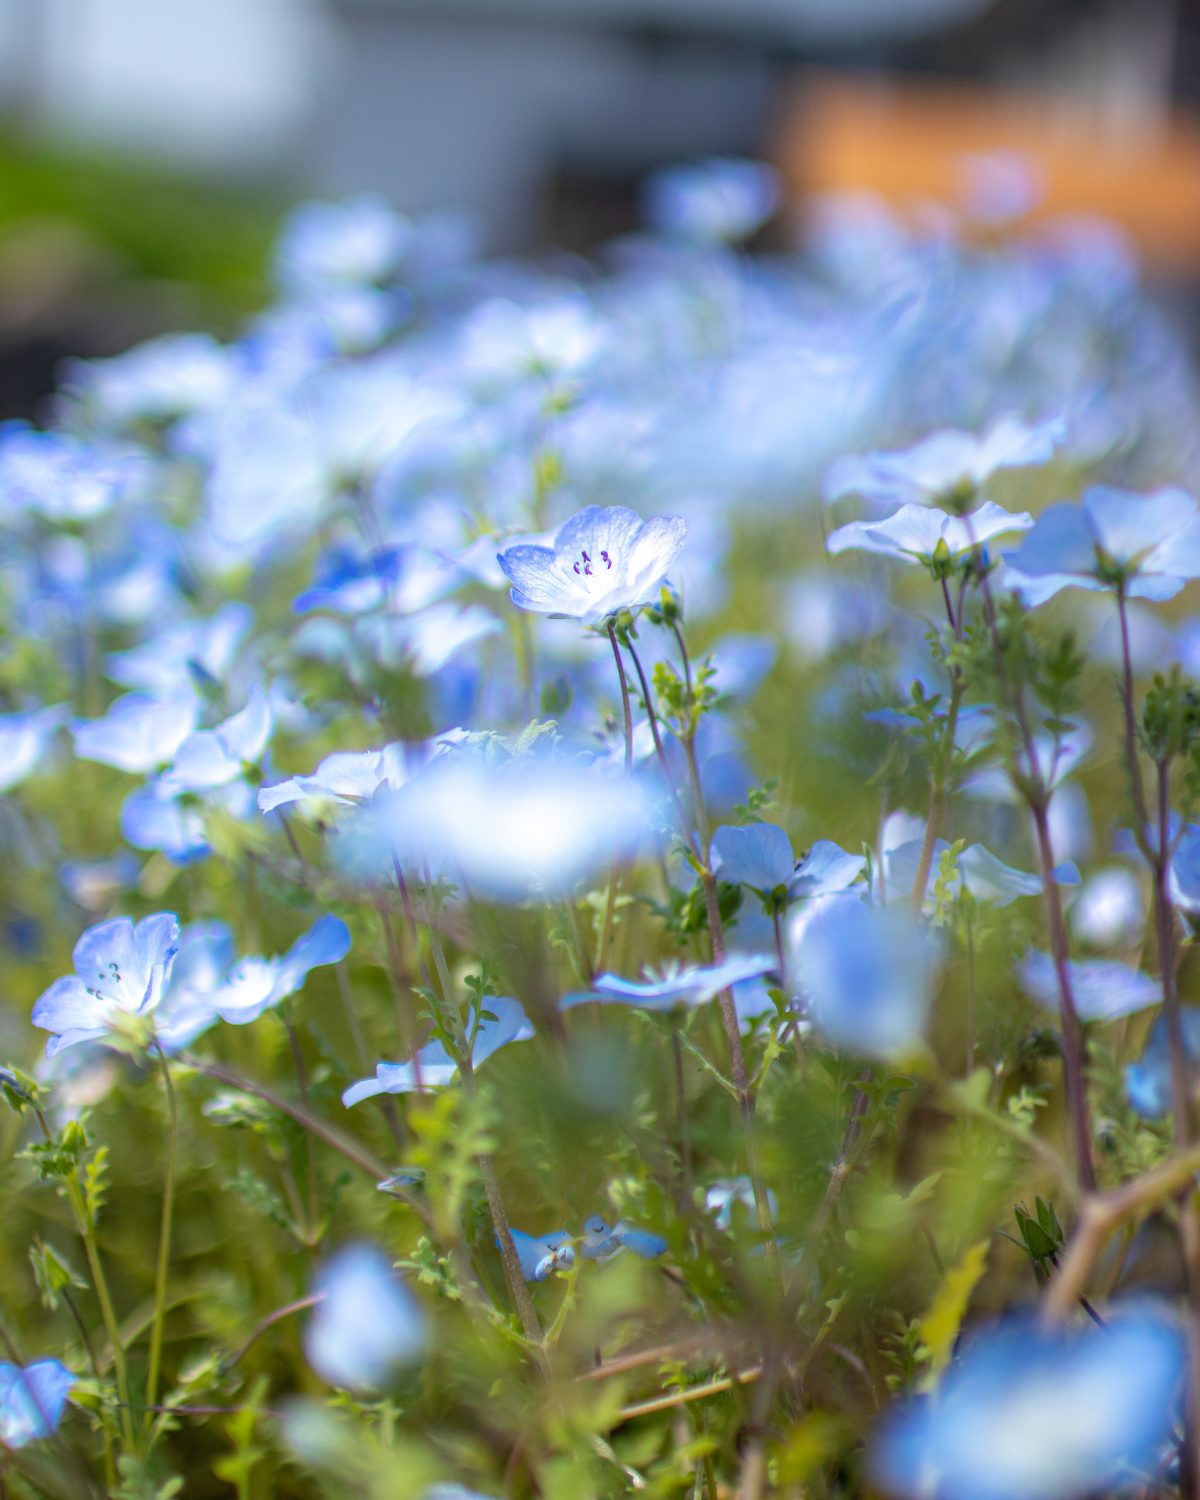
[{"x1": 145, "y1": 1044, "x2": 178, "y2": 1430}]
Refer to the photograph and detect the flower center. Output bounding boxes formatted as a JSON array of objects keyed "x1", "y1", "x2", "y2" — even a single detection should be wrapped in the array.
[{"x1": 572, "y1": 549, "x2": 613, "y2": 578}]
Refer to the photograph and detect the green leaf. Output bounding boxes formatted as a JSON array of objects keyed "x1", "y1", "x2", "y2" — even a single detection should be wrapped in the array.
[{"x1": 917, "y1": 1239, "x2": 990, "y2": 1388}]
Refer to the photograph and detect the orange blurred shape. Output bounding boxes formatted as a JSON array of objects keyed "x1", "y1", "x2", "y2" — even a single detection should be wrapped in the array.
[{"x1": 776, "y1": 71, "x2": 1200, "y2": 273}]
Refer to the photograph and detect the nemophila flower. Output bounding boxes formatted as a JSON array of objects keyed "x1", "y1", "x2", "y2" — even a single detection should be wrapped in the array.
[
  {"x1": 342, "y1": 997, "x2": 534, "y2": 1106},
  {"x1": 1170, "y1": 822, "x2": 1200, "y2": 915},
  {"x1": 791, "y1": 841, "x2": 869, "y2": 899},
  {"x1": 355, "y1": 602, "x2": 501, "y2": 678},
  {"x1": 578, "y1": 1215, "x2": 668, "y2": 1263},
  {"x1": 65, "y1": 331, "x2": 233, "y2": 427},
  {"x1": 0, "y1": 706, "x2": 65, "y2": 794},
  {"x1": 1069, "y1": 867, "x2": 1144, "y2": 947},
  {"x1": 459, "y1": 296, "x2": 603, "y2": 389},
  {"x1": 642, "y1": 157, "x2": 780, "y2": 244},
  {"x1": 201, "y1": 915, "x2": 351, "y2": 1028},
  {"x1": 497, "y1": 505, "x2": 686, "y2": 627},
  {"x1": 258, "y1": 737, "x2": 456, "y2": 815},
  {"x1": 870, "y1": 1311, "x2": 1185, "y2": 1500},
  {"x1": 712, "y1": 824, "x2": 793, "y2": 897},
  {"x1": 0, "y1": 1360, "x2": 74, "y2": 1449},
  {"x1": 150, "y1": 921, "x2": 235, "y2": 1052},
  {"x1": 303, "y1": 1244, "x2": 427, "y2": 1393},
  {"x1": 888, "y1": 838, "x2": 1078, "y2": 908},
  {"x1": 338, "y1": 755, "x2": 654, "y2": 900},
  {"x1": 562, "y1": 954, "x2": 775, "y2": 1013},
  {"x1": 508, "y1": 1229, "x2": 575, "y2": 1282},
  {"x1": 705, "y1": 1178, "x2": 778, "y2": 1231},
  {"x1": 827, "y1": 500, "x2": 1033, "y2": 568},
  {"x1": 790, "y1": 897, "x2": 941, "y2": 1057},
  {"x1": 825, "y1": 415, "x2": 1062, "y2": 510},
  {"x1": 60, "y1": 854, "x2": 139, "y2": 912},
  {"x1": 1018, "y1": 950, "x2": 1160, "y2": 1022},
  {"x1": 32, "y1": 913, "x2": 180, "y2": 1058},
  {"x1": 119, "y1": 780, "x2": 225, "y2": 865},
  {"x1": 160, "y1": 688, "x2": 272, "y2": 793},
  {"x1": 1004, "y1": 484, "x2": 1200, "y2": 603},
  {"x1": 0, "y1": 423, "x2": 149, "y2": 522},
  {"x1": 1126, "y1": 1009, "x2": 1200, "y2": 1118},
  {"x1": 276, "y1": 195, "x2": 411, "y2": 291},
  {"x1": 73, "y1": 693, "x2": 198, "y2": 774},
  {"x1": 106, "y1": 602, "x2": 252, "y2": 695}
]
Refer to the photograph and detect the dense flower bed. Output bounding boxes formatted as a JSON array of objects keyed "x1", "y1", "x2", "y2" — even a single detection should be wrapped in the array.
[{"x1": 3, "y1": 158, "x2": 1200, "y2": 1497}]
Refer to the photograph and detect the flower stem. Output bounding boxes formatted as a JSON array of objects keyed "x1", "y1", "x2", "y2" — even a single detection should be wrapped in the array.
[
  {"x1": 145, "y1": 1043, "x2": 178, "y2": 1432},
  {"x1": 597, "y1": 621, "x2": 634, "y2": 971},
  {"x1": 973, "y1": 546, "x2": 1095, "y2": 1190}
]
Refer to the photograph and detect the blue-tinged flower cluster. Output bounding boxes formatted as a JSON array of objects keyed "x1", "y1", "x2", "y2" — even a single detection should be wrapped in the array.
[{"x1": 7, "y1": 153, "x2": 1200, "y2": 1494}]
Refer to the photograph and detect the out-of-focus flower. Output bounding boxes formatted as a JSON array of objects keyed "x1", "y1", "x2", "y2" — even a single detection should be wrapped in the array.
[
  {"x1": 1005, "y1": 485, "x2": 1200, "y2": 603},
  {"x1": 870, "y1": 1311, "x2": 1185, "y2": 1500},
  {"x1": 338, "y1": 754, "x2": 654, "y2": 901},
  {"x1": 712, "y1": 824, "x2": 866, "y2": 905},
  {"x1": 1069, "y1": 867, "x2": 1144, "y2": 947},
  {"x1": 1126, "y1": 1009, "x2": 1200, "y2": 1118},
  {"x1": 1170, "y1": 823, "x2": 1200, "y2": 915},
  {"x1": 827, "y1": 500, "x2": 1033, "y2": 567},
  {"x1": 790, "y1": 898, "x2": 941, "y2": 1056},
  {"x1": 65, "y1": 333, "x2": 234, "y2": 426},
  {"x1": 562, "y1": 954, "x2": 775, "y2": 1013},
  {"x1": 32, "y1": 913, "x2": 180, "y2": 1058},
  {"x1": 506, "y1": 1215, "x2": 666, "y2": 1282},
  {"x1": 276, "y1": 195, "x2": 411, "y2": 290},
  {"x1": 825, "y1": 415, "x2": 1061, "y2": 510},
  {"x1": 705, "y1": 1177, "x2": 778, "y2": 1230},
  {"x1": 0, "y1": 706, "x2": 65, "y2": 794},
  {"x1": 161, "y1": 688, "x2": 272, "y2": 793},
  {"x1": 0, "y1": 1360, "x2": 75, "y2": 1449},
  {"x1": 342, "y1": 997, "x2": 534, "y2": 1106},
  {"x1": 303, "y1": 1244, "x2": 427, "y2": 1392},
  {"x1": 643, "y1": 157, "x2": 780, "y2": 244},
  {"x1": 258, "y1": 737, "x2": 456, "y2": 815},
  {"x1": 497, "y1": 505, "x2": 686, "y2": 627},
  {"x1": 1017, "y1": 950, "x2": 1160, "y2": 1022},
  {"x1": 105, "y1": 603, "x2": 253, "y2": 695},
  {"x1": 73, "y1": 694, "x2": 198, "y2": 774},
  {"x1": 0, "y1": 423, "x2": 149, "y2": 522},
  {"x1": 888, "y1": 838, "x2": 1078, "y2": 908},
  {"x1": 202, "y1": 915, "x2": 351, "y2": 1028}
]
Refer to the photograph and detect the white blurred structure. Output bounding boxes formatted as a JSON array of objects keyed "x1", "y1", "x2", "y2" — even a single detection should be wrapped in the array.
[{"x1": 0, "y1": 0, "x2": 994, "y2": 244}]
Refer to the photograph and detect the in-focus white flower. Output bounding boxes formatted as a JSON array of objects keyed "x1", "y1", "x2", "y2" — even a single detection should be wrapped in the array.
[{"x1": 497, "y1": 505, "x2": 686, "y2": 627}]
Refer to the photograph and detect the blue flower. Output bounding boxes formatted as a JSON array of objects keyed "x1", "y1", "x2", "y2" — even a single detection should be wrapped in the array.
[
  {"x1": 790, "y1": 898, "x2": 941, "y2": 1056},
  {"x1": 105, "y1": 602, "x2": 252, "y2": 695},
  {"x1": 204, "y1": 915, "x2": 351, "y2": 1027},
  {"x1": 825, "y1": 416, "x2": 1062, "y2": 509},
  {"x1": 711, "y1": 824, "x2": 794, "y2": 896},
  {"x1": 705, "y1": 1177, "x2": 778, "y2": 1230},
  {"x1": 0, "y1": 1360, "x2": 74, "y2": 1449},
  {"x1": 827, "y1": 500, "x2": 1033, "y2": 567},
  {"x1": 276, "y1": 195, "x2": 411, "y2": 290},
  {"x1": 1017, "y1": 950, "x2": 1160, "y2": 1022},
  {"x1": 0, "y1": 706, "x2": 65, "y2": 794},
  {"x1": 258, "y1": 738, "x2": 452, "y2": 815},
  {"x1": 303, "y1": 1244, "x2": 427, "y2": 1393},
  {"x1": 160, "y1": 688, "x2": 272, "y2": 793},
  {"x1": 0, "y1": 423, "x2": 149, "y2": 522},
  {"x1": 1170, "y1": 822, "x2": 1200, "y2": 913},
  {"x1": 507, "y1": 1229, "x2": 575, "y2": 1282},
  {"x1": 561, "y1": 954, "x2": 775, "y2": 1013},
  {"x1": 871, "y1": 1311, "x2": 1185, "y2": 1500},
  {"x1": 506, "y1": 1216, "x2": 666, "y2": 1282},
  {"x1": 888, "y1": 838, "x2": 1078, "y2": 908},
  {"x1": 642, "y1": 158, "x2": 781, "y2": 245},
  {"x1": 73, "y1": 693, "x2": 198, "y2": 774},
  {"x1": 1004, "y1": 484, "x2": 1200, "y2": 602},
  {"x1": 1126, "y1": 1009, "x2": 1200, "y2": 1117},
  {"x1": 1069, "y1": 867, "x2": 1145, "y2": 948},
  {"x1": 497, "y1": 505, "x2": 686, "y2": 627},
  {"x1": 342, "y1": 997, "x2": 534, "y2": 1106},
  {"x1": 337, "y1": 754, "x2": 654, "y2": 901},
  {"x1": 32, "y1": 913, "x2": 180, "y2": 1058}
]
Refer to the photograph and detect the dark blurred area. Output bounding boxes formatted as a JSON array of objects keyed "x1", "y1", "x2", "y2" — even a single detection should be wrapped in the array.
[{"x1": 0, "y1": 0, "x2": 1197, "y2": 417}]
